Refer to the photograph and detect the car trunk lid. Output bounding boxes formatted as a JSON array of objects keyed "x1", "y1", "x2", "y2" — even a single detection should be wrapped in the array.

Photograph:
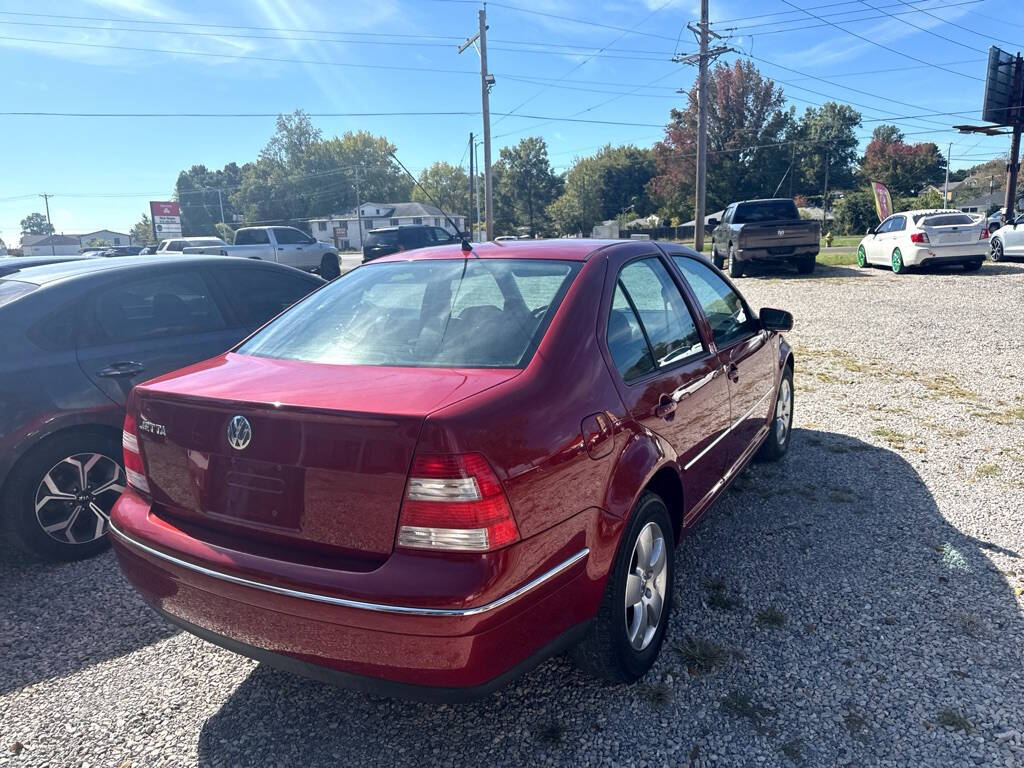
[
  {"x1": 920, "y1": 215, "x2": 981, "y2": 247},
  {"x1": 133, "y1": 353, "x2": 519, "y2": 562}
]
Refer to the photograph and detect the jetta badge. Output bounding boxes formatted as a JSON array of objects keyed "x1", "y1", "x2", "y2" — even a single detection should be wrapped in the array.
[{"x1": 227, "y1": 415, "x2": 252, "y2": 451}]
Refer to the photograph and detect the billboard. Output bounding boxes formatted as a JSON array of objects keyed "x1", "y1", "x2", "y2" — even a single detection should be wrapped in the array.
[
  {"x1": 150, "y1": 201, "x2": 183, "y2": 240},
  {"x1": 982, "y1": 46, "x2": 1022, "y2": 125}
]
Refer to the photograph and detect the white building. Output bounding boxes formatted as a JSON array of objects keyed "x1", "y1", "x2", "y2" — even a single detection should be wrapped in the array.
[
  {"x1": 21, "y1": 234, "x2": 82, "y2": 256},
  {"x1": 79, "y1": 229, "x2": 131, "y2": 247},
  {"x1": 309, "y1": 203, "x2": 466, "y2": 250}
]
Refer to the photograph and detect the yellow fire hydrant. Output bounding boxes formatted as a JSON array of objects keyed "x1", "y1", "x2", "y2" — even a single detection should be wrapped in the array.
[{"x1": 824, "y1": 231, "x2": 834, "y2": 247}]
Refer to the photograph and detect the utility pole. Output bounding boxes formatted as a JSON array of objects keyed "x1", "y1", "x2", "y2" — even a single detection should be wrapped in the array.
[
  {"x1": 468, "y1": 132, "x2": 476, "y2": 241},
  {"x1": 944, "y1": 142, "x2": 952, "y2": 203},
  {"x1": 822, "y1": 151, "x2": 831, "y2": 227},
  {"x1": 39, "y1": 193, "x2": 55, "y2": 255},
  {"x1": 459, "y1": 9, "x2": 494, "y2": 240},
  {"x1": 1005, "y1": 121, "x2": 1021, "y2": 222},
  {"x1": 353, "y1": 166, "x2": 364, "y2": 249},
  {"x1": 216, "y1": 188, "x2": 225, "y2": 226},
  {"x1": 674, "y1": 4, "x2": 731, "y2": 252},
  {"x1": 474, "y1": 140, "x2": 483, "y2": 241}
]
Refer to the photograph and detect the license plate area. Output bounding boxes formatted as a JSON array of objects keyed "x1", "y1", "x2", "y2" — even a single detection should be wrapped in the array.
[{"x1": 205, "y1": 455, "x2": 305, "y2": 530}]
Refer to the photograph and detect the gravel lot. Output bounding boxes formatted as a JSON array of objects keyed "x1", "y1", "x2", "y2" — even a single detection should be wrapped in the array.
[{"x1": 3, "y1": 259, "x2": 1023, "y2": 768}]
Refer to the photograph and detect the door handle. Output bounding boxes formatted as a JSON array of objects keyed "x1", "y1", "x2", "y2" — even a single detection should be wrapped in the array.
[
  {"x1": 654, "y1": 399, "x2": 677, "y2": 419},
  {"x1": 727, "y1": 363, "x2": 740, "y2": 383},
  {"x1": 97, "y1": 361, "x2": 145, "y2": 378}
]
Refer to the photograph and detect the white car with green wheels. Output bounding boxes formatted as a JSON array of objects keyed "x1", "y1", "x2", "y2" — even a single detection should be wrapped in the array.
[{"x1": 856, "y1": 209, "x2": 987, "y2": 274}]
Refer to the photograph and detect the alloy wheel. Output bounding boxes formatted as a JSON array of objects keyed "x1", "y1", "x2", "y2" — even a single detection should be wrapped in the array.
[
  {"x1": 34, "y1": 453, "x2": 125, "y2": 545},
  {"x1": 990, "y1": 239, "x2": 1003, "y2": 262},
  {"x1": 775, "y1": 377, "x2": 792, "y2": 446},
  {"x1": 624, "y1": 521, "x2": 669, "y2": 651},
  {"x1": 891, "y1": 248, "x2": 904, "y2": 274},
  {"x1": 857, "y1": 245, "x2": 867, "y2": 268}
]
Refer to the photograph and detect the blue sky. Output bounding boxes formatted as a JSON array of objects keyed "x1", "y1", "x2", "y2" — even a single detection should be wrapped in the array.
[{"x1": 0, "y1": 0, "x2": 1020, "y2": 242}]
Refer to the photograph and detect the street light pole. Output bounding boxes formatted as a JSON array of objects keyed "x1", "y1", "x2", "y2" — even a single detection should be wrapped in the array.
[
  {"x1": 39, "y1": 193, "x2": 55, "y2": 255},
  {"x1": 459, "y1": 9, "x2": 494, "y2": 240}
]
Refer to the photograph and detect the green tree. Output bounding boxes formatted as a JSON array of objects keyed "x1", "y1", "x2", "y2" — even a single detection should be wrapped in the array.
[
  {"x1": 20, "y1": 212, "x2": 54, "y2": 236},
  {"x1": 215, "y1": 222, "x2": 235, "y2": 243},
  {"x1": 493, "y1": 137, "x2": 562, "y2": 236},
  {"x1": 85, "y1": 238, "x2": 111, "y2": 248},
  {"x1": 548, "y1": 144, "x2": 656, "y2": 235},
  {"x1": 175, "y1": 163, "x2": 242, "y2": 236},
  {"x1": 649, "y1": 60, "x2": 795, "y2": 221},
  {"x1": 833, "y1": 190, "x2": 880, "y2": 235},
  {"x1": 130, "y1": 214, "x2": 156, "y2": 246},
  {"x1": 412, "y1": 162, "x2": 471, "y2": 221},
  {"x1": 792, "y1": 102, "x2": 862, "y2": 200}
]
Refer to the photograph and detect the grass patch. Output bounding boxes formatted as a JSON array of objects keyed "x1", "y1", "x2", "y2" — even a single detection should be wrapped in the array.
[
  {"x1": 821, "y1": 235, "x2": 862, "y2": 247},
  {"x1": 871, "y1": 426, "x2": 910, "y2": 450},
  {"x1": 828, "y1": 487, "x2": 856, "y2": 504},
  {"x1": 676, "y1": 636, "x2": 730, "y2": 672},
  {"x1": 844, "y1": 712, "x2": 868, "y2": 735},
  {"x1": 974, "y1": 463, "x2": 1002, "y2": 478},
  {"x1": 757, "y1": 606, "x2": 787, "y2": 628},
  {"x1": 708, "y1": 590, "x2": 743, "y2": 611},
  {"x1": 958, "y1": 611, "x2": 984, "y2": 638},
  {"x1": 780, "y1": 739, "x2": 804, "y2": 762},
  {"x1": 817, "y1": 251, "x2": 859, "y2": 266},
  {"x1": 722, "y1": 690, "x2": 776, "y2": 725},
  {"x1": 937, "y1": 709, "x2": 972, "y2": 733},
  {"x1": 702, "y1": 577, "x2": 726, "y2": 591},
  {"x1": 922, "y1": 374, "x2": 979, "y2": 401}
]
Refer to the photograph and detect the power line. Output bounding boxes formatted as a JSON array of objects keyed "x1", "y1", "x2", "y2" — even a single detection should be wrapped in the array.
[
  {"x1": 715, "y1": 0, "x2": 982, "y2": 34},
  {"x1": 776, "y1": 0, "x2": 983, "y2": 81},
  {"x1": 854, "y1": 0, "x2": 986, "y2": 54},
  {"x1": 887, "y1": 0, "x2": 1023, "y2": 49}
]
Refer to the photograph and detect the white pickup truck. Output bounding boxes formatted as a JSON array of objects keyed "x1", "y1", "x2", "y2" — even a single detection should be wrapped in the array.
[{"x1": 183, "y1": 226, "x2": 342, "y2": 278}]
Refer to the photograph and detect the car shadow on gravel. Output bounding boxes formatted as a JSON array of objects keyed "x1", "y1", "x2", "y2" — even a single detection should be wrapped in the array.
[
  {"x1": 0, "y1": 546, "x2": 178, "y2": 695},
  {"x1": 740, "y1": 263, "x2": 866, "y2": 280},
  {"x1": 195, "y1": 429, "x2": 1024, "y2": 767}
]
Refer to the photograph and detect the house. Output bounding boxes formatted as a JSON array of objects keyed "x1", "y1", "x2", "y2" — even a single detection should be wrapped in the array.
[
  {"x1": 21, "y1": 234, "x2": 82, "y2": 256},
  {"x1": 958, "y1": 190, "x2": 1004, "y2": 214},
  {"x1": 309, "y1": 203, "x2": 466, "y2": 250},
  {"x1": 79, "y1": 229, "x2": 131, "y2": 247}
]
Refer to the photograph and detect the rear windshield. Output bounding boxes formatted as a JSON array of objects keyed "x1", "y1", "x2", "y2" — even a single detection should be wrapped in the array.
[
  {"x1": 237, "y1": 258, "x2": 581, "y2": 368},
  {"x1": 733, "y1": 200, "x2": 799, "y2": 223},
  {"x1": 0, "y1": 279, "x2": 38, "y2": 308},
  {"x1": 365, "y1": 230, "x2": 399, "y2": 247},
  {"x1": 916, "y1": 213, "x2": 975, "y2": 226}
]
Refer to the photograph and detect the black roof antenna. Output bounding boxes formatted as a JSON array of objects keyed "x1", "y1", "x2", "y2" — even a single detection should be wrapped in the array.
[{"x1": 387, "y1": 150, "x2": 475, "y2": 256}]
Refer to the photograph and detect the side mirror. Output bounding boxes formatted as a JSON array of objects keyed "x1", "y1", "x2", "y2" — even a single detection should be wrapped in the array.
[
  {"x1": 760, "y1": 307, "x2": 793, "y2": 332},
  {"x1": 866, "y1": 227, "x2": 876, "y2": 236},
  {"x1": 707, "y1": 218, "x2": 719, "y2": 230}
]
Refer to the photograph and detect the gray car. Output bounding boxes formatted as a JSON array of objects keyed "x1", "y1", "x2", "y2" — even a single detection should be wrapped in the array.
[{"x1": 0, "y1": 256, "x2": 323, "y2": 560}]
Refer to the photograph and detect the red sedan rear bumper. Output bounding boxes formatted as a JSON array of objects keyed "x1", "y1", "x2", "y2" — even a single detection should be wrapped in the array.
[{"x1": 110, "y1": 489, "x2": 607, "y2": 701}]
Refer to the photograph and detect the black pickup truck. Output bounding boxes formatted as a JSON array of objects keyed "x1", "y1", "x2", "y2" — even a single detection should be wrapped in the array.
[{"x1": 710, "y1": 198, "x2": 821, "y2": 277}]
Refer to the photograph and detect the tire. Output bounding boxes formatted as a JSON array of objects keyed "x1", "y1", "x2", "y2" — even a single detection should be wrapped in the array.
[
  {"x1": 0, "y1": 431, "x2": 125, "y2": 561},
  {"x1": 796, "y1": 255, "x2": 816, "y2": 274},
  {"x1": 712, "y1": 248, "x2": 725, "y2": 270},
  {"x1": 569, "y1": 492, "x2": 675, "y2": 683},
  {"x1": 728, "y1": 246, "x2": 744, "y2": 278},
  {"x1": 891, "y1": 247, "x2": 905, "y2": 274},
  {"x1": 756, "y1": 365, "x2": 794, "y2": 462},
  {"x1": 857, "y1": 245, "x2": 868, "y2": 268},
  {"x1": 962, "y1": 258, "x2": 983, "y2": 272},
  {"x1": 990, "y1": 238, "x2": 1004, "y2": 263},
  {"x1": 319, "y1": 253, "x2": 341, "y2": 280}
]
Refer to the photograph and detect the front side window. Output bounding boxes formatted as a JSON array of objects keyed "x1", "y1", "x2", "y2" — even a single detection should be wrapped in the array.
[
  {"x1": 890, "y1": 216, "x2": 906, "y2": 232},
  {"x1": 272, "y1": 228, "x2": 307, "y2": 245},
  {"x1": 84, "y1": 271, "x2": 225, "y2": 344},
  {"x1": 237, "y1": 259, "x2": 580, "y2": 368},
  {"x1": 617, "y1": 258, "x2": 704, "y2": 368},
  {"x1": 672, "y1": 257, "x2": 759, "y2": 349},
  {"x1": 876, "y1": 217, "x2": 894, "y2": 234}
]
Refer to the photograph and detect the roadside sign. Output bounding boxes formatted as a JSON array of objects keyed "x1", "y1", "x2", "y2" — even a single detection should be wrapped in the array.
[
  {"x1": 150, "y1": 201, "x2": 183, "y2": 240},
  {"x1": 870, "y1": 182, "x2": 892, "y2": 222}
]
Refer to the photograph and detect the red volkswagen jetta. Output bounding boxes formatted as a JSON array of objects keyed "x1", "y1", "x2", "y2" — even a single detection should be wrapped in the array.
[{"x1": 111, "y1": 239, "x2": 794, "y2": 700}]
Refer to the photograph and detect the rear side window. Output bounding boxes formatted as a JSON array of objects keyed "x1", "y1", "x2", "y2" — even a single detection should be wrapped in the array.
[
  {"x1": 164, "y1": 241, "x2": 184, "y2": 252},
  {"x1": 0, "y1": 279, "x2": 37, "y2": 308},
  {"x1": 235, "y1": 229, "x2": 270, "y2": 246},
  {"x1": 237, "y1": 259, "x2": 580, "y2": 368},
  {"x1": 607, "y1": 285, "x2": 655, "y2": 381},
  {"x1": 211, "y1": 267, "x2": 320, "y2": 329},
  {"x1": 672, "y1": 257, "x2": 759, "y2": 348},
  {"x1": 82, "y1": 271, "x2": 226, "y2": 344}
]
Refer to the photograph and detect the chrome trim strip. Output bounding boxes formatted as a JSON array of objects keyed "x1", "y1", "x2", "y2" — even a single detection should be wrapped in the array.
[
  {"x1": 109, "y1": 523, "x2": 589, "y2": 618},
  {"x1": 683, "y1": 385, "x2": 774, "y2": 471}
]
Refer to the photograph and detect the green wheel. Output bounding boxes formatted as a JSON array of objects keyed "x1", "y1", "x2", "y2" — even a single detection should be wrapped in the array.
[
  {"x1": 857, "y1": 245, "x2": 867, "y2": 268},
  {"x1": 891, "y1": 248, "x2": 904, "y2": 274}
]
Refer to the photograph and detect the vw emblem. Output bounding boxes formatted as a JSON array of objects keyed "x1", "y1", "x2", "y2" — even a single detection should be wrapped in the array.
[
  {"x1": 227, "y1": 415, "x2": 252, "y2": 451},
  {"x1": 777, "y1": 229, "x2": 786, "y2": 236}
]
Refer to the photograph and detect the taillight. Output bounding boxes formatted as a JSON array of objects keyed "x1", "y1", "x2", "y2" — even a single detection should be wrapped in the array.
[
  {"x1": 396, "y1": 453, "x2": 519, "y2": 552},
  {"x1": 980, "y1": 227, "x2": 989, "y2": 240},
  {"x1": 122, "y1": 411, "x2": 149, "y2": 494},
  {"x1": 910, "y1": 232, "x2": 929, "y2": 244}
]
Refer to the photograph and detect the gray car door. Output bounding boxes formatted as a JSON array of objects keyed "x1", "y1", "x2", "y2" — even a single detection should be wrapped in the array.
[{"x1": 75, "y1": 269, "x2": 240, "y2": 406}]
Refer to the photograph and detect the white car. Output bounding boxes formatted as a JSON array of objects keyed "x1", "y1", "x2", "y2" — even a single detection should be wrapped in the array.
[
  {"x1": 856, "y1": 209, "x2": 987, "y2": 273},
  {"x1": 155, "y1": 236, "x2": 228, "y2": 254},
  {"x1": 989, "y1": 214, "x2": 1024, "y2": 262}
]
